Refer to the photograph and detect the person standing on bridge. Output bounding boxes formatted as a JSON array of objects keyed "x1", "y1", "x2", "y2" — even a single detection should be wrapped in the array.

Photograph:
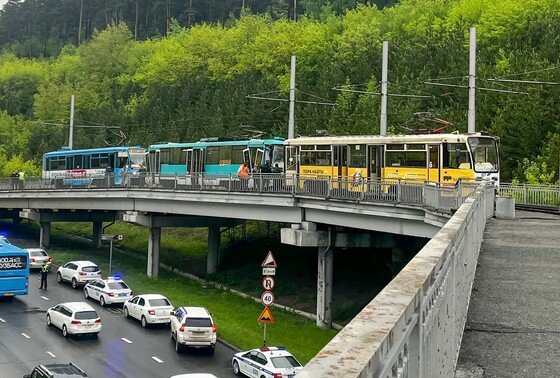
[
  {"x1": 39, "y1": 261, "x2": 50, "y2": 290},
  {"x1": 18, "y1": 170, "x2": 27, "y2": 189}
]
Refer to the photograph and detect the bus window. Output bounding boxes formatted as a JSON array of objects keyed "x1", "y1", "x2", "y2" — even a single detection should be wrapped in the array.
[
  {"x1": 232, "y1": 146, "x2": 244, "y2": 164},
  {"x1": 443, "y1": 143, "x2": 470, "y2": 169},
  {"x1": 219, "y1": 146, "x2": 232, "y2": 165}
]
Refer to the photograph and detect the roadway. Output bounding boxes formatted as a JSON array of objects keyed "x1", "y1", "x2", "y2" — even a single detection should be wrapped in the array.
[{"x1": 0, "y1": 271, "x2": 237, "y2": 378}]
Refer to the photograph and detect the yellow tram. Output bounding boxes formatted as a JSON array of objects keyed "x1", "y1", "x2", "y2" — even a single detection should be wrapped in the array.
[{"x1": 284, "y1": 132, "x2": 499, "y2": 187}]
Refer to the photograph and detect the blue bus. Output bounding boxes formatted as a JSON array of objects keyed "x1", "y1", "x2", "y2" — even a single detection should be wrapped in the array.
[
  {"x1": 0, "y1": 238, "x2": 30, "y2": 297},
  {"x1": 147, "y1": 137, "x2": 285, "y2": 179},
  {"x1": 43, "y1": 146, "x2": 147, "y2": 187}
]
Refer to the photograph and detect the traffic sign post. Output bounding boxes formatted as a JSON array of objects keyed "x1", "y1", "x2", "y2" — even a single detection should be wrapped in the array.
[
  {"x1": 102, "y1": 234, "x2": 123, "y2": 275},
  {"x1": 259, "y1": 251, "x2": 277, "y2": 346}
]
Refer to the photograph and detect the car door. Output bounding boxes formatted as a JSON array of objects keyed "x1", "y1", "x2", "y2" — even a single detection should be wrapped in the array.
[
  {"x1": 63, "y1": 263, "x2": 76, "y2": 280},
  {"x1": 239, "y1": 352, "x2": 254, "y2": 377},
  {"x1": 137, "y1": 297, "x2": 146, "y2": 320},
  {"x1": 170, "y1": 308, "x2": 183, "y2": 333},
  {"x1": 94, "y1": 281, "x2": 105, "y2": 301},
  {"x1": 128, "y1": 296, "x2": 140, "y2": 319},
  {"x1": 50, "y1": 305, "x2": 62, "y2": 328}
]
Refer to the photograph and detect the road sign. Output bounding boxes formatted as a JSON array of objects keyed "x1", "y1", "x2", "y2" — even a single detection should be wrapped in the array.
[
  {"x1": 262, "y1": 276, "x2": 275, "y2": 291},
  {"x1": 261, "y1": 291, "x2": 275, "y2": 306},
  {"x1": 258, "y1": 306, "x2": 275, "y2": 324},
  {"x1": 102, "y1": 234, "x2": 123, "y2": 241},
  {"x1": 262, "y1": 267, "x2": 276, "y2": 276},
  {"x1": 261, "y1": 251, "x2": 277, "y2": 268}
]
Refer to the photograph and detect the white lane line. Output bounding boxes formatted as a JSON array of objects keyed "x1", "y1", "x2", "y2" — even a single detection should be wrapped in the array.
[
  {"x1": 47, "y1": 351, "x2": 56, "y2": 358},
  {"x1": 40, "y1": 296, "x2": 50, "y2": 301},
  {"x1": 121, "y1": 337, "x2": 133, "y2": 344},
  {"x1": 21, "y1": 333, "x2": 30, "y2": 339},
  {"x1": 0, "y1": 317, "x2": 5, "y2": 323},
  {"x1": 151, "y1": 356, "x2": 163, "y2": 364}
]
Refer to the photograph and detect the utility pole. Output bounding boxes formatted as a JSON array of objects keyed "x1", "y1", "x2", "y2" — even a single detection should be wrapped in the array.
[
  {"x1": 288, "y1": 55, "x2": 296, "y2": 139},
  {"x1": 468, "y1": 27, "x2": 477, "y2": 133},
  {"x1": 69, "y1": 95, "x2": 75, "y2": 149},
  {"x1": 293, "y1": 0, "x2": 297, "y2": 21},
  {"x1": 380, "y1": 41, "x2": 389, "y2": 136},
  {"x1": 78, "y1": 0, "x2": 84, "y2": 45},
  {"x1": 166, "y1": 0, "x2": 171, "y2": 36}
]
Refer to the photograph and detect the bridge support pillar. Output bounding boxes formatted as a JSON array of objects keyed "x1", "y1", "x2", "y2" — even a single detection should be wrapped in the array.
[
  {"x1": 147, "y1": 226, "x2": 161, "y2": 277},
  {"x1": 39, "y1": 222, "x2": 50, "y2": 248},
  {"x1": 207, "y1": 226, "x2": 220, "y2": 275},
  {"x1": 92, "y1": 221, "x2": 102, "y2": 249},
  {"x1": 317, "y1": 244, "x2": 334, "y2": 329}
]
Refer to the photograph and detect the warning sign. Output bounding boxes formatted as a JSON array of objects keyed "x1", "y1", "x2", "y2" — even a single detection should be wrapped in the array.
[
  {"x1": 261, "y1": 251, "x2": 277, "y2": 268},
  {"x1": 258, "y1": 306, "x2": 275, "y2": 324}
]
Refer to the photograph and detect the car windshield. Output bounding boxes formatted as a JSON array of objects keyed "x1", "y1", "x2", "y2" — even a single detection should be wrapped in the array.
[
  {"x1": 74, "y1": 311, "x2": 99, "y2": 320},
  {"x1": 148, "y1": 298, "x2": 171, "y2": 307},
  {"x1": 82, "y1": 266, "x2": 99, "y2": 272},
  {"x1": 29, "y1": 250, "x2": 47, "y2": 257},
  {"x1": 184, "y1": 317, "x2": 212, "y2": 327},
  {"x1": 271, "y1": 355, "x2": 302, "y2": 368},
  {"x1": 107, "y1": 282, "x2": 129, "y2": 290}
]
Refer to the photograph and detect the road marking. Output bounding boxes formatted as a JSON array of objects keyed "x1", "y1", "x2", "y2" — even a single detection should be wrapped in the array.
[
  {"x1": 0, "y1": 317, "x2": 5, "y2": 323},
  {"x1": 121, "y1": 337, "x2": 133, "y2": 344},
  {"x1": 21, "y1": 333, "x2": 30, "y2": 339},
  {"x1": 151, "y1": 356, "x2": 163, "y2": 364},
  {"x1": 47, "y1": 351, "x2": 56, "y2": 358},
  {"x1": 40, "y1": 296, "x2": 50, "y2": 301}
]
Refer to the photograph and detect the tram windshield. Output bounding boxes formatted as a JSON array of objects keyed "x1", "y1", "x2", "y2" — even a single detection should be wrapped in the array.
[
  {"x1": 129, "y1": 149, "x2": 147, "y2": 169},
  {"x1": 468, "y1": 137, "x2": 499, "y2": 173}
]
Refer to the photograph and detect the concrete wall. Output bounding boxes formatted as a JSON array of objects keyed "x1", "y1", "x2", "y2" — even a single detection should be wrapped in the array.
[{"x1": 297, "y1": 184, "x2": 493, "y2": 377}]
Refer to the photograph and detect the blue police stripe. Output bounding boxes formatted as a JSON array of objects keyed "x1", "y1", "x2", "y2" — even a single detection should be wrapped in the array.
[{"x1": 236, "y1": 356, "x2": 274, "y2": 377}]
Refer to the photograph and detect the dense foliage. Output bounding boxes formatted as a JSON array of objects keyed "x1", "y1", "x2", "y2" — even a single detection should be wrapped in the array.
[{"x1": 0, "y1": 0, "x2": 559, "y2": 182}]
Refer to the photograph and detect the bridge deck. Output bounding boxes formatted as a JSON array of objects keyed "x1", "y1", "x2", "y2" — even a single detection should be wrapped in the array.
[{"x1": 457, "y1": 211, "x2": 560, "y2": 377}]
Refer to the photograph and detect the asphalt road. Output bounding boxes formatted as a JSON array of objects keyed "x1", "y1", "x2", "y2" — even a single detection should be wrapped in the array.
[{"x1": 0, "y1": 271, "x2": 238, "y2": 378}]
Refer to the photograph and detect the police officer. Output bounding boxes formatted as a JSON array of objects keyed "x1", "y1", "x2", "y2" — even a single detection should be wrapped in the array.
[{"x1": 39, "y1": 262, "x2": 49, "y2": 290}]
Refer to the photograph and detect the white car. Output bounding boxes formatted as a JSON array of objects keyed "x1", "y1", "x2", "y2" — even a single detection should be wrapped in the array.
[
  {"x1": 57, "y1": 261, "x2": 101, "y2": 289},
  {"x1": 124, "y1": 294, "x2": 174, "y2": 328},
  {"x1": 46, "y1": 301, "x2": 101, "y2": 337},
  {"x1": 170, "y1": 306, "x2": 217, "y2": 354},
  {"x1": 232, "y1": 346, "x2": 303, "y2": 378},
  {"x1": 26, "y1": 248, "x2": 52, "y2": 270},
  {"x1": 84, "y1": 278, "x2": 132, "y2": 306}
]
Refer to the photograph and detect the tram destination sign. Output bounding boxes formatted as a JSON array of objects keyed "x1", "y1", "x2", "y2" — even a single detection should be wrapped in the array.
[{"x1": 0, "y1": 256, "x2": 27, "y2": 270}]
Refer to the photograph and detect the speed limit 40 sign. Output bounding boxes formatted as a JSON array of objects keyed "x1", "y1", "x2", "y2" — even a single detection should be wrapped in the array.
[{"x1": 261, "y1": 291, "x2": 275, "y2": 306}]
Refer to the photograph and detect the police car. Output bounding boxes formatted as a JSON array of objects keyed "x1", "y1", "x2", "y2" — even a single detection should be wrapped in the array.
[
  {"x1": 232, "y1": 346, "x2": 303, "y2": 378},
  {"x1": 83, "y1": 277, "x2": 132, "y2": 306}
]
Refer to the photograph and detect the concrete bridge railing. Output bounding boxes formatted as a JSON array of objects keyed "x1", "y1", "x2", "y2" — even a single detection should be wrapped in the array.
[{"x1": 297, "y1": 183, "x2": 495, "y2": 377}]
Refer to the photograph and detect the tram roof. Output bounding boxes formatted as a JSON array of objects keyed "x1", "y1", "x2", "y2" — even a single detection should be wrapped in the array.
[
  {"x1": 44, "y1": 146, "x2": 144, "y2": 157},
  {"x1": 284, "y1": 133, "x2": 497, "y2": 146},
  {"x1": 148, "y1": 138, "x2": 285, "y2": 150}
]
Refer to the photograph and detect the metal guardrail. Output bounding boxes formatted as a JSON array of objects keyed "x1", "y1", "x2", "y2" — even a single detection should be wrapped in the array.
[
  {"x1": 2, "y1": 173, "x2": 480, "y2": 211},
  {"x1": 499, "y1": 183, "x2": 560, "y2": 207}
]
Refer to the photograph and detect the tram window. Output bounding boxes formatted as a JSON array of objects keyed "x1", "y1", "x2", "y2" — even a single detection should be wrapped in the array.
[
  {"x1": 169, "y1": 148, "x2": 184, "y2": 164},
  {"x1": 349, "y1": 145, "x2": 366, "y2": 168},
  {"x1": 386, "y1": 151, "x2": 426, "y2": 167},
  {"x1": 206, "y1": 147, "x2": 219, "y2": 165},
  {"x1": 231, "y1": 146, "x2": 244, "y2": 164},
  {"x1": 444, "y1": 143, "x2": 470, "y2": 169},
  {"x1": 272, "y1": 145, "x2": 284, "y2": 166},
  {"x1": 219, "y1": 146, "x2": 232, "y2": 165},
  {"x1": 405, "y1": 151, "x2": 426, "y2": 167},
  {"x1": 158, "y1": 150, "x2": 169, "y2": 165},
  {"x1": 49, "y1": 157, "x2": 66, "y2": 170},
  {"x1": 407, "y1": 144, "x2": 426, "y2": 150},
  {"x1": 301, "y1": 151, "x2": 331, "y2": 165},
  {"x1": 315, "y1": 145, "x2": 331, "y2": 150},
  {"x1": 386, "y1": 151, "x2": 405, "y2": 167},
  {"x1": 70, "y1": 155, "x2": 83, "y2": 169},
  {"x1": 386, "y1": 144, "x2": 405, "y2": 150}
]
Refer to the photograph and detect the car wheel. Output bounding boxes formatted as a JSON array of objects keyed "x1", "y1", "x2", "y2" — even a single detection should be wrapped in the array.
[
  {"x1": 84, "y1": 288, "x2": 89, "y2": 299},
  {"x1": 56, "y1": 272, "x2": 62, "y2": 283},
  {"x1": 71, "y1": 278, "x2": 78, "y2": 289},
  {"x1": 141, "y1": 316, "x2": 148, "y2": 328},
  {"x1": 124, "y1": 307, "x2": 129, "y2": 318},
  {"x1": 175, "y1": 335, "x2": 183, "y2": 353},
  {"x1": 46, "y1": 314, "x2": 52, "y2": 326},
  {"x1": 62, "y1": 325, "x2": 69, "y2": 338},
  {"x1": 100, "y1": 296, "x2": 106, "y2": 307},
  {"x1": 232, "y1": 361, "x2": 241, "y2": 376}
]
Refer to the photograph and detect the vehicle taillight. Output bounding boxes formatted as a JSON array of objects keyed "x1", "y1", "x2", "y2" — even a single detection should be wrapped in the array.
[
  {"x1": 179, "y1": 325, "x2": 185, "y2": 332},
  {"x1": 79, "y1": 272, "x2": 86, "y2": 276},
  {"x1": 212, "y1": 324, "x2": 217, "y2": 333},
  {"x1": 30, "y1": 258, "x2": 36, "y2": 263},
  {"x1": 94, "y1": 319, "x2": 101, "y2": 323},
  {"x1": 71, "y1": 320, "x2": 81, "y2": 325},
  {"x1": 273, "y1": 374, "x2": 282, "y2": 378},
  {"x1": 148, "y1": 310, "x2": 155, "y2": 315},
  {"x1": 107, "y1": 292, "x2": 114, "y2": 297},
  {"x1": 48, "y1": 257, "x2": 54, "y2": 262}
]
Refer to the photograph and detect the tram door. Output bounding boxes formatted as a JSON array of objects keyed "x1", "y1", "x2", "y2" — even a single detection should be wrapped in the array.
[
  {"x1": 243, "y1": 148, "x2": 252, "y2": 170},
  {"x1": 427, "y1": 144, "x2": 440, "y2": 183},
  {"x1": 186, "y1": 148, "x2": 205, "y2": 185},
  {"x1": 367, "y1": 145, "x2": 382, "y2": 180}
]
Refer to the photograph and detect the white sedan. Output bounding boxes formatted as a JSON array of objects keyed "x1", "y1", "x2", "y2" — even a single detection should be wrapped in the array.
[
  {"x1": 232, "y1": 346, "x2": 303, "y2": 378},
  {"x1": 123, "y1": 294, "x2": 173, "y2": 328},
  {"x1": 84, "y1": 278, "x2": 132, "y2": 306}
]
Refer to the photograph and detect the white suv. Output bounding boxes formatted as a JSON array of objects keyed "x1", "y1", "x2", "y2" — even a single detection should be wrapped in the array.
[
  {"x1": 170, "y1": 306, "x2": 217, "y2": 354},
  {"x1": 46, "y1": 301, "x2": 102, "y2": 338},
  {"x1": 57, "y1": 261, "x2": 101, "y2": 289}
]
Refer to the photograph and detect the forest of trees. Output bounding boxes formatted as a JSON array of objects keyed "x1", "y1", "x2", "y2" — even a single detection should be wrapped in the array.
[{"x1": 0, "y1": 0, "x2": 558, "y2": 183}]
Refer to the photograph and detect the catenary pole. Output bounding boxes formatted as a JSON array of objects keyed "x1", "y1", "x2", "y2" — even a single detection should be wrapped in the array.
[
  {"x1": 288, "y1": 55, "x2": 296, "y2": 139},
  {"x1": 69, "y1": 95, "x2": 75, "y2": 149},
  {"x1": 468, "y1": 27, "x2": 477, "y2": 133},
  {"x1": 380, "y1": 41, "x2": 389, "y2": 136}
]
